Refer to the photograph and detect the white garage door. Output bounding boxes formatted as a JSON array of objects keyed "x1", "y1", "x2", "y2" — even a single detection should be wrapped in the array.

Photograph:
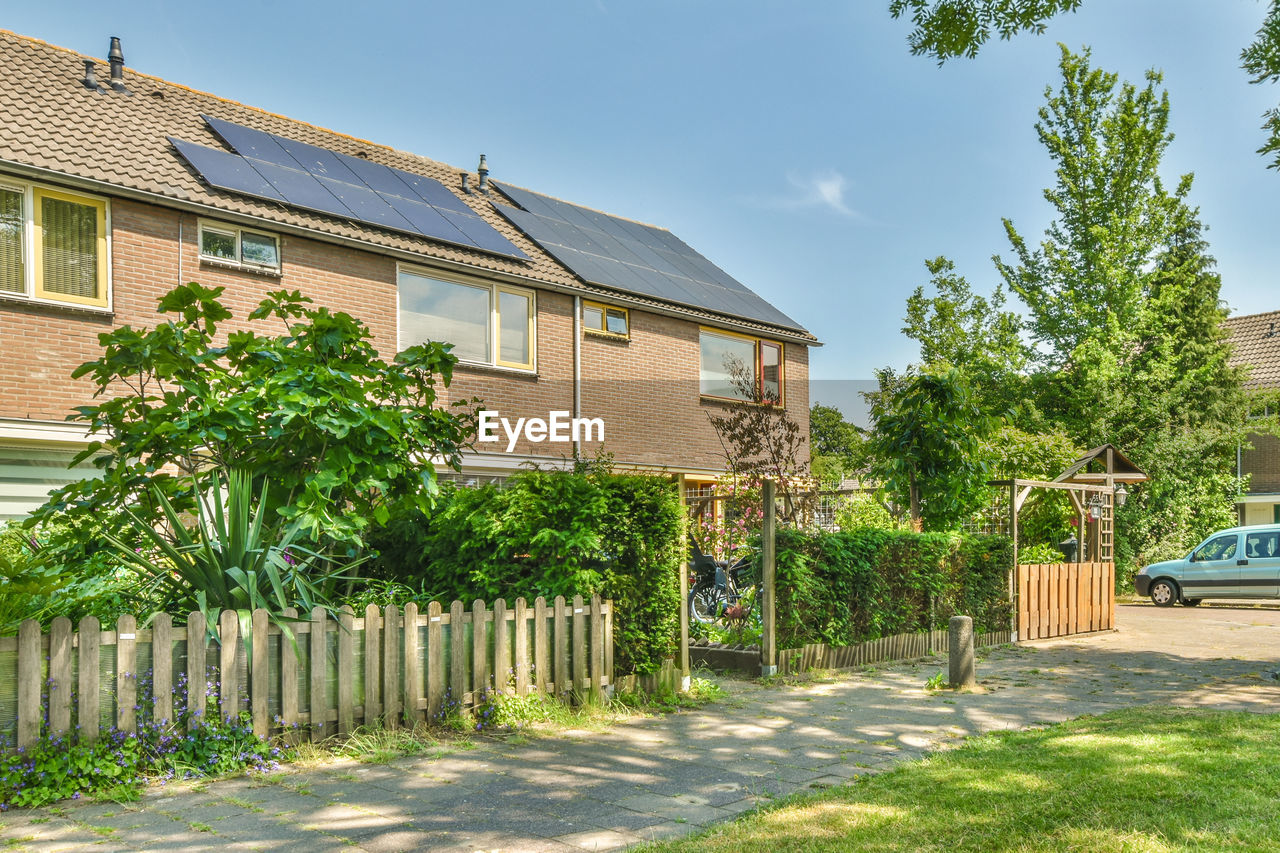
[{"x1": 0, "y1": 445, "x2": 102, "y2": 523}]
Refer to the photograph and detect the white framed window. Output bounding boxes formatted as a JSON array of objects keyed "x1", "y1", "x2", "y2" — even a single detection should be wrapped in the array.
[
  {"x1": 198, "y1": 219, "x2": 281, "y2": 273},
  {"x1": 699, "y1": 327, "x2": 784, "y2": 405},
  {"x1": 0, "y1": 178, "x2": 110, "y2": 310},
  {"x1": 582, "y1": 300, "x2": 629, "y2": 338},
  {"x1": 397, "y1": 267, "x2": 536, "y2": 371}
]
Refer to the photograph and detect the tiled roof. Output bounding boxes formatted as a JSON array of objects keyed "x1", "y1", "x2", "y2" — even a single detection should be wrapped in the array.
[
  {"x1": 0, "y1": 30, "x2": 815, "y2": 343},
  {"x1": 1224, "y1": 310, "x2": 1280, "y2": 390}
]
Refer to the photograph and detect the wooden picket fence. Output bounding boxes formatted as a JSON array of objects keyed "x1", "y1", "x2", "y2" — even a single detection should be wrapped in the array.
[
  {"x1": 1016, "y1": 562, "x2": 1114, "y2": 640},
  {"x1": 0, "y1": 595, "x2": 613, "y2": 750},
  {"x1": 776, "y1": 627, "x2": 1013, "y2": 675}
]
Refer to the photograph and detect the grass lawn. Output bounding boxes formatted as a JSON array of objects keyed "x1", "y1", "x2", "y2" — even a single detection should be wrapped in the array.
[{"x1": 644, "y1": 707, "x2": 1280, "y2": 852}]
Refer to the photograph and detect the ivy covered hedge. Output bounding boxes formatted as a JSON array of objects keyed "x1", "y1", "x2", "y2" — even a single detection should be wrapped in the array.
[
  {"x1": 369, "y1": 469, "x2": 684, "y2": 675},
  {"x1": 773, "y1": 527, "x2": 1012, "y2": 649}
]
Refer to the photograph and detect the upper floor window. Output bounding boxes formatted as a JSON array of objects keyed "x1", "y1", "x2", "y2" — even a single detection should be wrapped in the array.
[
  {"x1": 699, "y1": 328, "x2": 783, "y2": 404},
  {"x1": 583, "y1": 300, "x2": 629, "y2": 338},
  {"x1": 397, "y1": 267, "x2": 535, "y2": 371},
  {"x1": 199, "y1": 220, "x2": 281, "y2": 273},
  {"x1": 0, "y1": 180, "x2": 109, "y2": 309}
]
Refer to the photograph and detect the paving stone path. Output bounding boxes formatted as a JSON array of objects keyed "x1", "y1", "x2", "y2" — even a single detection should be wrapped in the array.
[{"x1": 3, "y1": 603, "x2": 1279, "y2": 852}]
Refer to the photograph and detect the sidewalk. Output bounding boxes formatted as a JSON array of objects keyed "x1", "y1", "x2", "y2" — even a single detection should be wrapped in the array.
[{"x1": 3, "y1": 603, "x2": 1279, "y2": 852}]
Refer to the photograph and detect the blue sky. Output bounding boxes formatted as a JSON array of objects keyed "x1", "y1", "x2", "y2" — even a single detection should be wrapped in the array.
[{"x1": 9, "y1": 2, "x2": 1279, "y2": 423}]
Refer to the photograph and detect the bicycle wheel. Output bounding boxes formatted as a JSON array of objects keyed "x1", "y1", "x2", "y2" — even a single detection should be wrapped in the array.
[{"x1": 689, "y1": 581, "x2": 726, "y2": 623}]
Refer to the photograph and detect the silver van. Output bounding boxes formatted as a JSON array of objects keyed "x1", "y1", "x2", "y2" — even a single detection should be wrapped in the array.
[{"x1": 1135, "y1": 524, "x2": 1280, "y2": 606}]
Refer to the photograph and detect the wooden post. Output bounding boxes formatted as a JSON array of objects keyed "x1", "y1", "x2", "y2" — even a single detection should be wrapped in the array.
[
  {"x1": 589, "y1": 595, "x2": 604, "y2": 704},
  {"x1": 218, "y1": 610, "x2": 237, "y2": 725},
  {"x1": 117, "y1": 614, "x2": 138, "y2": 735},
  {"x1": 534, "y1": 597, "x2": 549, "y2": 694},
  {"x1": 187, "y1": 611, "x2": 207, "y2": 727},
  {"x1": 761, "y1": 479, "x2": 777, "y2": 676},
  {"x1": 603, "y1": 600, "x2": 614, "y2": 691},
  {"x1": 281, "y1": 607, "x2": 299, "y2": 736},
  {"x1": 383, "y1": 604, "x2": 400, "y2": 729},
  {"x1": 153, "y1": 613, "x2": 173, "y2": 727},
  {"x1": 1009, "y1": 480, "x2": 1019, "y2": 641},
  {"x1": 493, "y1": 598, "x2": 510, "y2": 694},
  {"x1": 572, "y1": 594, "x2": 587, "y2": 701},
  {"x1": 79, "y1": 616, "x2": 100, "y2": 743},
  {"x1": 426, "y1": 601, "x2": 444, "y2": 721},
  {"x1": 49, "y1": 616, "x2": 72, "y2": 736},
  {"x1": 251, "y1": 609, "x2": 269, "y2": 737},
  {"x1": 337, "y1": 606, "x2": 354, "y2": 736},
  {"x1": 472, "y1": 599, "x2": 489, "y2": 706},
  {"x1": 679, "y1": 514, "x2": 690, "y2": 689},
  {"x1": 403, "y1": 601, "x2": 421, "y2": 726},
  {"x1": 449, "y1": 600, "x2": 466, "y2": 706},
  {"x1": 553, "y1": 595, "x2": 568, "y2": 700},
  {"x1": 363, "y1": 604, "x2": 381, "y2": 726},
  {"x1": 310, "y1": 606, "x2": 327, "y2": 739},
  {"x1": 17, "y1": 619, "x2": 40, "y2": 749},
  {"x1": 514, "y1": 597, "x2": 530, "y2": 696}
]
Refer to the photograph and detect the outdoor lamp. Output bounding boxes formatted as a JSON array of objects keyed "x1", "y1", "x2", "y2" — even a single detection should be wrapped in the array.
[
  {"x1": 1114, "y1": 482, "x2": 1129, "y2": 508},
  {"x1": 1087, "y1": 493, "x2": 1102, "y2": 521}
]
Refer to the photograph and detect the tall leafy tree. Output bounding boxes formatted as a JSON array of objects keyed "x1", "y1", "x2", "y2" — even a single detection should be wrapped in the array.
[
  {"x1": 995, "y1": 46, "x2": 1189, "y2": 367},
  {"x1": 865, "y1": 366, "x2": 993, "y2": 531},
  {"x1": 809, "y1": 403, "x2": 866, "y2": 486},
  {"x1": 888, "y1": 0, "x2": 1280, "y2": 171}
]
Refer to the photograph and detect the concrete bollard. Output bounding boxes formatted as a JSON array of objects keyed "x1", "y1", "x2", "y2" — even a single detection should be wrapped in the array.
[{"x1": 948, "y1": 615, "x2": 976, "y2": 689}]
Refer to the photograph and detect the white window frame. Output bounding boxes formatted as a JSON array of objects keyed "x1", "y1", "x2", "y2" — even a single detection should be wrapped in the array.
[
  {"x1": 197, "y1": 218, "x2": 282, "y2": 274},
  {"x1": 395, "y1": 264, "x2": 537, "y2": 372},
  {"x1": 0, "y1": 177, "x2": 112, "y2": 312}
]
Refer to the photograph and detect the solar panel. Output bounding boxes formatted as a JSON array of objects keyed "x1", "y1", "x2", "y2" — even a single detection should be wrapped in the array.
[
  {"x1": 168, "y1": 138, "x2": 287, "y2": 202},
  {"x1": 172, "y1": 119, "x2": 527, "y2": 260},
  {"x1": 493, "y1": 184, "x2": 803, "y2": 331}
]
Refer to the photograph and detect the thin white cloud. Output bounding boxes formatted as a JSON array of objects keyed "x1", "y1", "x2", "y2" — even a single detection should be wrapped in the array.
[{"x1": 749, "y1": 169, "x2": 860, "y2": 217}]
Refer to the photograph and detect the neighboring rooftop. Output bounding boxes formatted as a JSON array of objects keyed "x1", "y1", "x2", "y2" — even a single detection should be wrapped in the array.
[
  {"x1": 0, "y1": 30, "x2": 814, "y2": 342},
  {"x1": 1224, "y1": 309, "x2": 1280, "y2": 391}
]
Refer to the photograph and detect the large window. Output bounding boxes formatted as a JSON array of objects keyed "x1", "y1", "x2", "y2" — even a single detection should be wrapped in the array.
[
  {"x1": 398, "y1": 268, "x2": 535, "y2": 370},
  {"x1": 198, "y1": 220, "x2": 281, "y2": 273},
  {"x1": 0, "y1": 181, "x2": 109, "y2": 309},
  {"x1": 699, "y1": 328, "x2": 783, "y2": 404}
]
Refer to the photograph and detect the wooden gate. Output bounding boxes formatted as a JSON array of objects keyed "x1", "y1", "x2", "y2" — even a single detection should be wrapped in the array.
[{"x1": 1016, "y1": 562, "x2": 1114, "y2": 640}]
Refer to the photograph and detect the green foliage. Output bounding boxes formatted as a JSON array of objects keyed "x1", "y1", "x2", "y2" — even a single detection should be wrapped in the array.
[
  {"x1": 1018, "y1": 542, "x2": 1068, "y2": 563},
  {"x1": 370, "y1": 469, "x2": 684, "y2": 675},
  {"x1": 33, "y1": 283, "x2": 475, "y2": 555},
  {"x1": 865, "y1": 367, "x2": 993, "y2": 531},
  {"x1": 0, "y1": 522, "x2": 136, "y2": 633},
  {"x1": 832, "y1": 493, "x2": 904, "y2": 532},
  {"x1": 106, "y1": 470, "x2": 361, "y2": 657},
  {"x1": 771, "y1": 527, "x2": 1011, "y2": 649},
  {"x1": 889, "y1": 0, "x2": 1083, "y2": 62}
]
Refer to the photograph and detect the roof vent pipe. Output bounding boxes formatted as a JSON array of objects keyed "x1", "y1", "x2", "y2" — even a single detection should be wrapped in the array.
[
  {"x1": 107, "y1": 37, "x2": 129, "y2": 93},
  {"x1": 477, "y1": 154, "x2": 489, "y2": 195},
  {"x1": 82, "y1": 59, "x2": 102, "y2": 91},
  {"x1": 461, "y1": 173, "x2": 471, "y2": 194}
]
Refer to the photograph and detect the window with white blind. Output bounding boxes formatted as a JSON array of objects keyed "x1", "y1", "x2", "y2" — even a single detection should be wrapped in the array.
[{"x1": 0, "y1": 180, "x2": 110, "y2": 309}]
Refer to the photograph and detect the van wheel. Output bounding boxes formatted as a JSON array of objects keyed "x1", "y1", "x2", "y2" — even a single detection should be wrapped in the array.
[
  {"x1": 1180, "y1": 598, "x2": 1202, "y2": 607},
  {"x1": 1149, "y1": 579, "x2": 1178, "y2": 607}
]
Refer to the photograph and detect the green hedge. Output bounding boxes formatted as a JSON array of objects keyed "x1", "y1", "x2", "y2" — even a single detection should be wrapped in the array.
[
  {"x1": 773, "y1": 527, "x2": 1012, "y2": 649},
  {"x1": 368, "y1": 470, "x2": 683, "y2": 675}
]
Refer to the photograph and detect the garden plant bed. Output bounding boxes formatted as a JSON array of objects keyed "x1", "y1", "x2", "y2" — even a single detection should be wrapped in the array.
[{"x1": 689, "y1": 638, "x2": 761, "y2": 674}]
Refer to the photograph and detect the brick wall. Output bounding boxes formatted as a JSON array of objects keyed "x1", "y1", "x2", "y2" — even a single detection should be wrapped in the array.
[
  {"x1": 1243, "y1": 431, "x2": 1280, "y2": 494},
  {"x1": 1, "y1": 194, "x2": 810, "y2": 474}
]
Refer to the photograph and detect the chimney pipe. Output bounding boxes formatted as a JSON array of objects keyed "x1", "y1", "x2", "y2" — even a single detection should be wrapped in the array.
[
  {"x1": 461, "y1": 173, "x2": 471, "y2": 194},
  {"x1": 477, "y1": 154, "x2": 489, "y2": 195},
  {"x1": 108, "y1": 36, "x2": 128, "y2": 93},
  {"x1": 82, "y1": 59, "x2": 102, "y2": 92}
]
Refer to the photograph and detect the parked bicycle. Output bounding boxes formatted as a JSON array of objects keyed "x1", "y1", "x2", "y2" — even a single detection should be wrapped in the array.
[{"x1": 687, "y1": 535, "x2": 757, "y2": 625}]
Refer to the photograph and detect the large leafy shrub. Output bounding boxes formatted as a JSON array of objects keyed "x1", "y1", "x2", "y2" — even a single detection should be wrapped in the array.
[
  {"x1": 369, "y1": 469, "x2": 684, "y2": 675},
  {"x1": 773, "y1": 527, "x2": 1012, "y2": 649}
]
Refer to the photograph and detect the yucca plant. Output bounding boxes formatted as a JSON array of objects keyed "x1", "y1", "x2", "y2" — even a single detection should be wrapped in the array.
[{"x1": 107, "y1": 469, "x2": 363, "y2": 666}]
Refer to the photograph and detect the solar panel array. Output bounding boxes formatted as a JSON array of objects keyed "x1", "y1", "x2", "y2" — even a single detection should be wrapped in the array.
[
  {"x1": 492, "y1": 183, "x2": 802, "y2": 332},
  {"x1": 168, "y1": 116, "x2": 526, "y2": 260}
]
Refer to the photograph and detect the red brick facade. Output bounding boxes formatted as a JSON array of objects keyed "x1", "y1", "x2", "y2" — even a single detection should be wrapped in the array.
[{"x1": 1, "y1": 194, "x2": 809, "y2": 477}]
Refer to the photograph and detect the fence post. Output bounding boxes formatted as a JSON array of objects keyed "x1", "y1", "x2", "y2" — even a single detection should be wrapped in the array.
[
  {"x1": 153, "y1": 613, "x2": 173, "y2": 726},
  {"x1": 363, "y1": 604, "x2": 381, "y2": 727},
  {"x1": 310, "y1": 605, "x2": 327, "y2": 739},
  {"x1": 187, "y1": 611, "x2": 207, "y2": 727},
  {"x1": 117, "y1": 615, "x2": 138, "y2": 735},
  {"x1": 337, "y1": 606, "x2": 354, "y2": 736},
  {"x1": 49, "y1": 616, "x2": 72, "y2": 737},
  {"x1": 218, "y1": 610, "x2": 237, "y2": 725},
  {"x1": 79, "y1": 616, "x2": 100, "y2": 744},
  {"x1": 281, "y1": 607, "x2": 299, "y2": 737},
  {"x1": 403, "y1": 601, "x2": 421, "y2": 726},
  {"x1": 426, "y1": 601, "x2": 443, "y2": 722},
  {"x1": 761, "y1": 479, "x2": 777, "y2": 677},
  {"x1": 16, "y1": 619, "x2": 41, "y2": 749},
  {"x1": 679, "y1": 519, "x2": 690, "y2": 691},
  {"x1": 251, "y1": 609, "x2": 269, "y2": 737},
  {"x1": 1009, "y1": 480, "x2": 1019, "y2": 642}
]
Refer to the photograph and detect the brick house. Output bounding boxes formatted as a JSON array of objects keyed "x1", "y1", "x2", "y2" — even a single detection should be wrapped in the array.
[
  {"x1": 0, "y1": 32, "x2": 816, "y2": 521},
  {"x1": 1224, "y1": 309, "x2": 1280, "y2": 525}
]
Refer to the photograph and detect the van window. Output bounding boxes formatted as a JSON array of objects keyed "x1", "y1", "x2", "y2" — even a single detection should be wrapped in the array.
[
  {"x1": 1195, "y1": 534, "x2": 1238, "y2": 562},
  {"x1": 1245, "y1": 532, "x2": 1280, "y2": 559}
]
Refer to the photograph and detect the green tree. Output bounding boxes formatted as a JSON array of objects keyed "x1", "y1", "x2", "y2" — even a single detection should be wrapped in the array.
[
  {"x1": 903, "y1": 256, "x2": 1028, "y2": 415},
  {"x1": 865, "y1": 367, "x2": 993, "y2": 531},
  {"x1": 995, "y1": 46, "x2": 1189, "y2": 367},
  {"x1": 809, "y1": 403, "x2": 866, "y2": 487},
  {"x1": 888, "y1": 0, "x2": 1280, "y2": 170},
  {"x1": 31, "y1": 283, "x2": 477, "y2": 555}
]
